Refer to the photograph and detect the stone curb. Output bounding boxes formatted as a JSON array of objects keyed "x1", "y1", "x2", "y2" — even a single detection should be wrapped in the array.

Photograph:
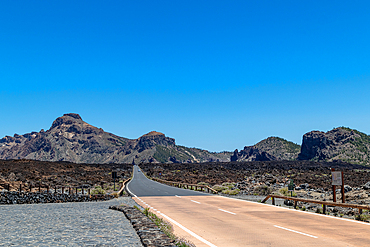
[
  {"x1": 109, "y1": 205, "x2": 176, "y2": 247},
  {"x1": 0, "y1": 191, "x2": 114, "y2": 204}
]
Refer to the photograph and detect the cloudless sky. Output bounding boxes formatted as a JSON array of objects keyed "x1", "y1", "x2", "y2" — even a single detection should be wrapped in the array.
[{"x1": 1, "y1": 1, "x2": 370, "y2": 152}]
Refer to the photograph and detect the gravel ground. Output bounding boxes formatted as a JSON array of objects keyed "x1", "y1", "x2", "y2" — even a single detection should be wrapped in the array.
[{"x1": 0, "y1": 197, "x2": 143, "y2": 246}]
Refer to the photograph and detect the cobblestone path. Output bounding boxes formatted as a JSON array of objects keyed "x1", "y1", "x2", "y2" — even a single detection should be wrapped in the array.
[{"x1": 0, "y1": 197, "x2": 143, "y2": 246}]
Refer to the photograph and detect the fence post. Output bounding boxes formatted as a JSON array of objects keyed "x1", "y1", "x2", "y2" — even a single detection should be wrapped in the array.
[
  {"x1": 76, "y1": 187, "x2": 78, "y2": 194},
  {"x1": 39, "y1": 182, "x2": 41, "y2": 193},
  {"x1": 88, "y1": 188, "x2": 90, "y2": 195},
  {"x1": 55, "y1": 186, "x2": 57, "y2": 194},
  {"x1": 323, "y1": 204, "x2": 326, "y2": 214},
  {"x1": 294, "y1": 200, "x2": 297, "y2": 209},
  {"x1": 30, "y1": 184, "x2": 32, "y2": 192},
  {"x1": 69, "y1": 187, "x2": 71, "y2": 195},
  {"x1": 19, "y1": 184, "x2": 22, "y2": 192},
  {"x1": 272, "y1": 197, "x2": 275, "y2": 205},
  {"x1": 7, "y1": 184, "x2": 10, "y2": 191},
  {"x1": 47, "y1": 186, "x2": 49, "y2": 194},
  {"x1": 62, "y1": 187, "x2": 64, "y2": 194}
]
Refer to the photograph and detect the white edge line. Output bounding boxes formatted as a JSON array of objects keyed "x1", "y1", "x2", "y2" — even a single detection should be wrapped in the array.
[
  {"x1": 191, "y1": 200, "x2": 201, "y2": 204},
  {"x1": 274, "y1": 225, "x2": 318, "y2": 239},
  {"x1": 126, "y1": 167, "x2": 137, "y2": 197},
  {"x1": 218, "y1": 208, "x2": 236, "y2": 215},
  {"x1": 222, "y1": 196, "x2": 370, "y2": 226},
  {"x1": 160, "y1": 212, "x2": 218, "y2": 247}
]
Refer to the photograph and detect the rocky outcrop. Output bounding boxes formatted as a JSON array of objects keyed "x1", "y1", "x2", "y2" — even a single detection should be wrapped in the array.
[
  {"x1": 231, "y1": 137, "x2": 300, "y2": 162},
  {"x1": 298, "y1": 127, "x2": 370, "y2": 165},
  {"x1": 0, "y1": 113, "x2": 230, "y2": 164}
]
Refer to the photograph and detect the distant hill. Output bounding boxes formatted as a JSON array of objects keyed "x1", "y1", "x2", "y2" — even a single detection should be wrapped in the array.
[
  {"x1": 2, "y1": 115, "x2": 370, "y2": 166},
  {"x1": 0, "y1": 113, "x2": 231, "y2": 164},
  {"x1": 230, "y1": 137, "x2": 300, "y2": 161},
  {"x1": 298, "y1": 127, "x2": 370, "y2": 166}
]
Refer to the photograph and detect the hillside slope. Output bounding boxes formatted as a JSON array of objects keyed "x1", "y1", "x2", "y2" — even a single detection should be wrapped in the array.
[{"x1": 231, "y1": 137, "x2": 300, "y2": 161}]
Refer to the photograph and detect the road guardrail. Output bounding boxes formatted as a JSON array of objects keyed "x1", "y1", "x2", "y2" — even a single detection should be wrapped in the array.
[{"x1": 262, "y1": 194, "x2": 370, "y2": 215}]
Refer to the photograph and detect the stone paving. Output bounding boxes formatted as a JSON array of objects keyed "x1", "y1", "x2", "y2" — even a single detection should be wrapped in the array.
[{"x1": 0, "y1": 197, "x2": 143, "y2": 246}]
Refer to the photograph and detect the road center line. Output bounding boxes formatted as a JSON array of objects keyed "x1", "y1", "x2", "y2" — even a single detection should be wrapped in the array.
[
  {"x1": 274, "y1": 225, "x2": 318, "y2": 239},
  {"x1": 160, "y1": 212, "x2": 218, "y2": 247},
  {"x1": 191, "y1": 200, "x2": 201, "y2": 204},
  {"x1": 218, "y1": 208, "x2": 236, "y2": 215}
]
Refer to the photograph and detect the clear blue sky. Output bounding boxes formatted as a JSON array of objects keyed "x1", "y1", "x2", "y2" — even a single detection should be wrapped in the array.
[{"x1": 1, "y1": 1, "x2": 370, "y2": 152}]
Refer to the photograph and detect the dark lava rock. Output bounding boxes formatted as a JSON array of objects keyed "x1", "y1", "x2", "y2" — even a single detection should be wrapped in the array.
[{"x1": 110, "y1": 205, "x2": 176, "y2": 247}]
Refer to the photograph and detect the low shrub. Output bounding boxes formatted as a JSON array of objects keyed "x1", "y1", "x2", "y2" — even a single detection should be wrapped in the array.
[
  {"x1": 222, "y1": 189, "x2": 240, "y2": 195},
  {"x1": 212, "y1": 185, "x2": 228, "y2": 192},
  {"x1": 279, "y1": 187, "x2": 297, "y2": 197},
  {"x1": 222, "y1": 182, "x2": 235, "y2": 189},
  {"x1": 91, "y1": 186, "x2": 106, "y2": 195},
  {"x1": 355, "y1": 214, "x2": 370, "y2": 222},
  {"x1": 197, "y1": 182, "x2": 209, "y2": 186}
]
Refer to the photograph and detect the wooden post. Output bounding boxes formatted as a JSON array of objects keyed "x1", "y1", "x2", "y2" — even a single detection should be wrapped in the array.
[
  {"x1": 47, "y1": 186, "x2": 49, "y2": 194},
  {"x1": 76, "y1": 187, "x2": 78, "y2": 194},
  {"x1": 323, "y1": 204, "x2": 326, "y2": 214},
  {"x1": 39, "y1": 182, "x2": 41, "y2": 193},
  {"x1": 294, "y1": 201, "x2": 297, "y2": 209},
  {"x1": 19, "y1": 184, "x2": 22, "y2": 192},
  {"x1": 272, "y1": 197, "x2": 275, "y2": 205},
  {"x1": 69, "y1": 187, "x2": 71, "y2": 194},
  {"x1": 88, "y1": 188, "x2": 90, "y2": 195},
  {"x1": 331, "y1": 168, "x2": 336, "y2": 202},
  {"x1": 62, "y1": 187, "x2": 64, "y2": 194},
  {"x1": 55, "y1": 186, "x2": 57, "y2": 194},
  {"x1": 341, "y1": 171, "x2": 345, "y2": 203},
  {"x1": 30, "y1": 184, "x2": 32, "y2": 192}
]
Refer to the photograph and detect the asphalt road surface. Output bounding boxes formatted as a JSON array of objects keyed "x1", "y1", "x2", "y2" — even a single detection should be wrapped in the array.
[{"x1": 127, "y1": 165, "x2": 370, "y2": 247}]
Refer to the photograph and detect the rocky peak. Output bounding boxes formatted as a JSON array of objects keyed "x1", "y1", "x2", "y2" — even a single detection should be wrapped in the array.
[
  {"x1": 50, "y1": 113, "x2": 84, "y2": 129},
  {"x1": 298, "y1": 127, "x2": 370, "y2": 164},
  {"x1": 136, "y1": 131, "x2": 175, "y2": 152},
  {"x1": 141, "y1": 131, "x2": 165, "y2": 137},
  {"x1": 63, "y1": 113, "x2": 82, "y2": 120}
]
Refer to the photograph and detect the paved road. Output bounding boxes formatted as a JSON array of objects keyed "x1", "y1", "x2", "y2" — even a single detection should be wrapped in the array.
[
  {"x1": 0, "y1": 197, "x2": 143, "y2": 247},
  {"x1": 127, "y1": 166, "x2": 205, "y2": 197},
  {"x1": 128, "y1": 165, "x2": 370, "y2": 247}
]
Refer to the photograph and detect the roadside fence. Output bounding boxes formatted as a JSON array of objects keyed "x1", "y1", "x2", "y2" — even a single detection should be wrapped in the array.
[
  {"x1": 262, "y1": 194, "x2": 370, "y2": 215},
  {"x1": 150, "y1": 177, "x2": 218, "y2": 194}
]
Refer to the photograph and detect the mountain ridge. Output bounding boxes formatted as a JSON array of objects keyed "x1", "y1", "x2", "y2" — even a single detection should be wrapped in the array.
[
  {"x1": 0, "y1": 113, "x2": 230, "y2": 164},
  {"x1": 1, "y1": 114, "x2": 370, "y2": 166}
]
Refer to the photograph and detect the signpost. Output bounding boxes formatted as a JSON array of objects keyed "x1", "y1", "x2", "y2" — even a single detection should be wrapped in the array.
[
  {"x1": 112, "y1": 171, "x2": 117, "y2": 191},
  {"x1": 331, "y1": 168, "x2": 345, "y2": 203},
  {"x1": 288, "y1": 179, "x2": 295, "y2": 197}
]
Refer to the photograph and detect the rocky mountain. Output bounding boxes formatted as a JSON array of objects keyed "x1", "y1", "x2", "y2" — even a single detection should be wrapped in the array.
[
  {"x1": 298, "y1": 127, "x2": 370, "y2": 166},
  {"x1": 231, "y1": 137, "x2": 301, "y2": 162},
  {"x1": 0, "y1": 113, "x2": 231, "y2": 164}
]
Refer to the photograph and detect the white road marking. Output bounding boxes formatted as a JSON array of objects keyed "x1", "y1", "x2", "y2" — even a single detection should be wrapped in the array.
[
  {"x1": 191, "y1": 200, "x2": 201, "y2": 204},
  {"x1": 218, "y1": 208, "x2": 236, "y2": 215},
  {"x1": 160, "y1": 212, "x2": 218, "y2": 247},
  {"x1": 274, "y1": 225, "x2": 318, "y2": 239}
]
